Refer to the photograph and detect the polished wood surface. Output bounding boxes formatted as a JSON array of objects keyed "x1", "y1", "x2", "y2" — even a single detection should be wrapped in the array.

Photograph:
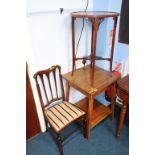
[
  {"x1": 116, "y1": 75, "x2": 129, "y2": 137},
  {"x1": 71, "y1": 11, "x2": 119, "y2": 18},
  {"x1": 63, "y1": 65, "x2": 120, "y2": 141},
  {"x1": 71, "y1": 11, "x2": 119, "y2": 79},
  {"x1": 63, "y1": 65, "x2": 119, "y2": 96},
  {"x1": 117, "y1": 74, "x2": 129, "y2": 94},
  {"x1": 75, "y1": 98, "x2": 112, "y2": 128},
  {"x1": 26, "y1": 64, "x2": 41, "y2": 140}
]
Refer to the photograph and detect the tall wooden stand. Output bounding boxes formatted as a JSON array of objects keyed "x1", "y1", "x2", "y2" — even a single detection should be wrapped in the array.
[{"x1": 71, "y1": 11, "x2": 119, "y2": 84}]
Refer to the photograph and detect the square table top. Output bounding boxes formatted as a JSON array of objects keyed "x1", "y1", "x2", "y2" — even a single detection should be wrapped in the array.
[{"x1": 62, "y1": 65, "x2": 120, "y2": 96}]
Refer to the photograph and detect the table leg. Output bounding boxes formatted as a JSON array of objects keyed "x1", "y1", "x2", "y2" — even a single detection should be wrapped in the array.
[
  {"x1": 65, "y1": 81, "x2": 70, "y2": 102},
  {"x1": 116, "y1": 104, "x2": 127, "y2": 137},
  {"x1": 72, "y1": 17, "x2": 76, "y2": 75},
  {"x1": 87, "y1": 95, "x2": 94, "y2": 142},
  {"x1": 90, "y1": 19, "x2": 100, "y2": 85},
  {"x1": 110, "y1": 17, "x2": 118, "y2": 71},
  {"x1": 111, "y1": 84, "x2": 116, "y2": 120},
  {"x1": 90, "y1": 23, "x2": 94, "y2": 68}
]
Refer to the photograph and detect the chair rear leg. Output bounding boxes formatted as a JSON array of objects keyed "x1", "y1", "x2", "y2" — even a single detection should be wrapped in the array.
[
  {"x1": 56, "y1": 134, "x2": 64, "y2": 155},
  {"x1": 83, "y1": 116, "x2": 87, "y2": 139},
  {"x1": 45, "y1": 119, "x2": 49, "y2": 132}
]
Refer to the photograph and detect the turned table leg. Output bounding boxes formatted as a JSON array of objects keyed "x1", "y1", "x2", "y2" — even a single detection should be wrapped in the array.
[{"x1": 116, "y1": 98, "x2": 128, "y2": 137}]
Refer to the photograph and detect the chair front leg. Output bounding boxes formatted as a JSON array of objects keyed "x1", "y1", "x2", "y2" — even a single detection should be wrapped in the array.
[
  {"x1": 83, "y1": 115, "x2": 87, "y2": 139},
  {"x1": 56, "y1": 134, "x2": 64, "y2": 155},
  {"x1": 45, "y1": 119, "x2": 49, "y2": 132}
]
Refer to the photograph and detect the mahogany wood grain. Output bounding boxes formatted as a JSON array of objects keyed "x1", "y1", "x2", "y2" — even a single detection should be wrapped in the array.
[
  {"x1": 63, "y1": 65, "x2": 119, "y2": 96},
  {"x1": 90, "y1": 101, "x2": 112, "y2": 128},
  {"x1": 75, "y1": 98, "x2": 112, "y2": 128}
]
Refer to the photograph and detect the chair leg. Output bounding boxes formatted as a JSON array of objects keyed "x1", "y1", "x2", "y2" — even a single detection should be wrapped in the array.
[
  {"x1": 116, "y1": 104, "x2": 127, "y2": 137},
  {"x1": 125, "y1": 105, "x2": 129, "y2": 121},
  {"x1": 56, "y1": 134, "x2": 64, "y2": 155},
  {"x1": 83, "y1": 117, "x2": 87, "y2": 139},
  {"x1": 45, "y1": 119, "x2": 49, "y2": 132}
]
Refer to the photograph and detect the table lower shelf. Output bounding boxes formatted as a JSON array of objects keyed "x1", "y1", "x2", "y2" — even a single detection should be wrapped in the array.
[
  {"x1": 75, "y1": 55, "x2": 111, "y2": 61},
  {"x1": 75, "y1": 97, "x2": 112, "y2": 128}
]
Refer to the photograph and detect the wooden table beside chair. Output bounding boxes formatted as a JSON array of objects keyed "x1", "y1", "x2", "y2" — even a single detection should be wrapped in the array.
[
  {"x1": 116, "y1": 75, "x2": 129, "y2": 137},
  {"x1": 63, "y1": 65, "x2": 120, "y2": 141}
]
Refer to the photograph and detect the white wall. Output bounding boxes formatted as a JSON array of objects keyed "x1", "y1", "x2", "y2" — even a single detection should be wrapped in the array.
[
  {"x1": 28, "y1": 13, "x2": 92, "y2": 72},
  {"x1": 27, "y1": 0, "x2": 93, "y2": 13},
  {"x1": 26, "y1": 0, "x2": 93, "y2": 132},
  {"x1": 94, "y1": 0, "x2": 129, "y2": 71}
]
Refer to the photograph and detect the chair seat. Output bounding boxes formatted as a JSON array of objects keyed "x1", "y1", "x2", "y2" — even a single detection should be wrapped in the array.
[{"x1": 45, "y1": 101, "x2": 85, "y2": 132}]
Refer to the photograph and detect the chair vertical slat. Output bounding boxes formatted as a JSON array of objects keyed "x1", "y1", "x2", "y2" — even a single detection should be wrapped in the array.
[
  {"x1": 47, "y1": 73, "x2": 54, "y2": 100},
  {"x1": 40, "y1": 74, "x2": 49, "y2": 104},
  {"x1": 53, "y1": 69, "x2": 58, "y2": 98},
  {"x1": 34, "y1": 65, "x2": 65, "y2": 105}
]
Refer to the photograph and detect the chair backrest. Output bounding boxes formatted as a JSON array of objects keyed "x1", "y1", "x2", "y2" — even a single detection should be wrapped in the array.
[{"x1": 33, "y1": 65, "x2": 65, "y2": 111}]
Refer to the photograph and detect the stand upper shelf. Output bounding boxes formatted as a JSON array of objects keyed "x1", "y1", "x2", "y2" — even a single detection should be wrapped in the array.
[{"x1": 71, "y1": 11, "x2": 119, "y2": 19}]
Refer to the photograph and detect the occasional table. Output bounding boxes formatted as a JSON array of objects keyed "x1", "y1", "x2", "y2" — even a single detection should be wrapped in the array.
[
  {"x1": 116, "y1": 75, "x2": 129, "y2": 137},
  {"x1": 63, "y1": 65, "x2": 120, "y2": 141}
]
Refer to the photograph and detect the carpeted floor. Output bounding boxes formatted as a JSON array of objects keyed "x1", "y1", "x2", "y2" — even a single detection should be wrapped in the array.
[{"x1": 27, "y1": 107, "x2": 129, "y2": 155}]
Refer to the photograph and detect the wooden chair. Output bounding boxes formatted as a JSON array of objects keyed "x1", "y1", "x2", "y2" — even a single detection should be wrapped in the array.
[{"x1": 33, "y1": 65, "x2": 86, "y2": 155}]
